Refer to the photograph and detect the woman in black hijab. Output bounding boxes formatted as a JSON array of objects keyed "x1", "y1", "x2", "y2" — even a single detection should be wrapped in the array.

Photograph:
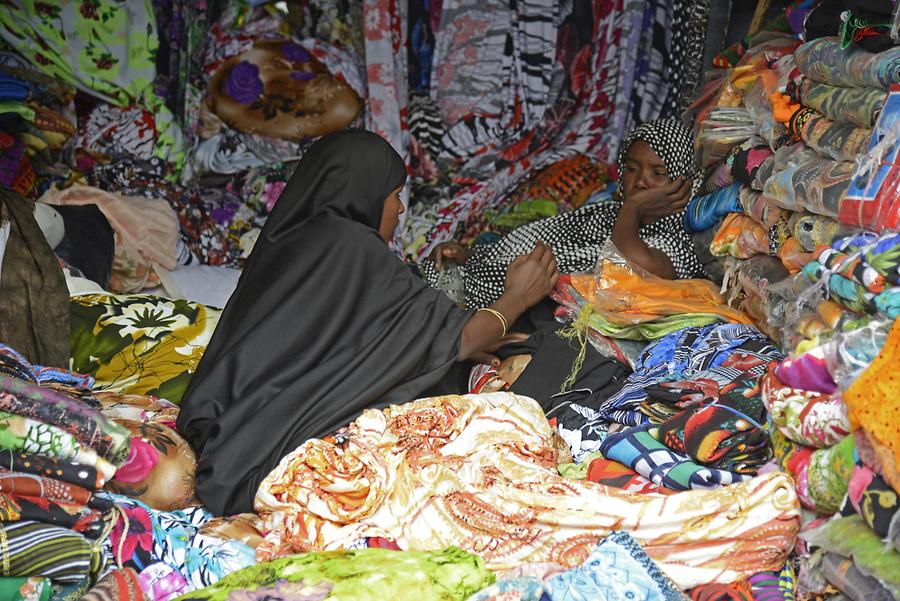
[{"x1": 177, "y1": 131, "x2": 558, "y2": 516}]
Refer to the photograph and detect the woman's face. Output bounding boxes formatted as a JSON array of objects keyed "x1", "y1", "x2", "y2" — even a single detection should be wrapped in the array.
[
  {"x1": 621, "y1": 139, "x2": 671, "y2": 198},
  {"x1": 379, "y1": 185, "x2": 406, "y2": 241}
]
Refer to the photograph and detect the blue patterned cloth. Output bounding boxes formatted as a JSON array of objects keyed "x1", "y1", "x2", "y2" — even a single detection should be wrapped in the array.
[
  {"x1": 545, "y1": 531, "x2": 684, "y2": 601},
  {"x1": 465, "y1": 577, "x2": 548, "y2": 601},
  {"x1": 685, "y1": 183, "x2": 742, "y2": 233},
  {"x1": 594, "y1": 324, "x2": 781, "y2": 426}
]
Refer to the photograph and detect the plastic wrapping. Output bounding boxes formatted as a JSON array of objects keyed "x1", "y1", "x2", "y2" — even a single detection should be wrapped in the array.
[
  {"x1": 763, "y1": 155, "x2": 855, "y2": 218},
  {"x1": 821, "y1": 318, "x2": 892, "y2": 391},
  {"x1": 698, "y1": 107, "x2": 757, "y2": 167},
  {"x1": 739, "y1": 186, "x2": 788, "y2": 228},
  {"x1": 744, "y1": 73, "x2": 788, "y2": 149},
  {"x1": 709, "y1": 213, "x2": 769, "y2": 258}
]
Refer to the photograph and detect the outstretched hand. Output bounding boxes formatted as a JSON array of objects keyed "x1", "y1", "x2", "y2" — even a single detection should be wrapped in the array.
[
  {"x1": 626, "y1": 176, "x2": 692, "y2": 225},
  {"x1": 471, "y1": 332, "x2": 530, "y2": 367},
  {"x1": 504, "y1": 241, "x2": 559, "y2": 312}
]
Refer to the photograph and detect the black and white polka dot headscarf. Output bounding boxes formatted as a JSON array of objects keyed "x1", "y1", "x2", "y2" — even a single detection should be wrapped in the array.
[{"x1": 615, "y1": 118, "x2": 703, "y2": 200}]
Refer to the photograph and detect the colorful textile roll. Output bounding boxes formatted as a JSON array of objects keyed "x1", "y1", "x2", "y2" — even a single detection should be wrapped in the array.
[
  {"x1": 0, "y1": 521, "x2": 106, "y2": 583},
  {"x1": 685, "y1": 183, "x2": 742, "y2": 232},
  {"x1": 764, "y1": 157, "x2": 855, "y2": 217},
  {"x1": 709, "y1": 213, "x2": 769, "y2": 258},
  {"x1": 794, "y1": 36, "x2": 900, "y2": 89},
  {"x1": 788, "y1": 107, "x2": 872, "y2": 162},
  {"x1": 762, "y1": 372, "x2": 850, "y2": 449},
  {"x1": 798, "y1": 79, "x2": 886, "y2": 127},
  {"x1": 0, "y1": 450, "x2": 105, "y2": 490}
]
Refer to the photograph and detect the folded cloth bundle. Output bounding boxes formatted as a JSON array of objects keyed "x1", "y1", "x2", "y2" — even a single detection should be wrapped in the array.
[
  {"x1": 0, "y1": 521, "x2": 107, "y2": 583},
  {"x1": 654, "y1": 376, "x2": 772, "y2": 473},
  {"x1": 798, "y1": 79, "x2": 886, "y2": 127},
  {"x1": 794, "y1": 36, "x2": 900, "y2": 89},
  {"x1": 599, "y1": 423, "x2": 753, "y2": 490},
  {"x1": 685, "y1": 183, "x2": 742, "y2": 232},
  {"x1": 763, "y1": 156, "x2": 855, "y2": 218},
  {"x1": 788, "y1": 107, "x2": 872, "y2": 162},
  {"x1": 762, "y1": 371, "x2": 850, "y2": 449}
]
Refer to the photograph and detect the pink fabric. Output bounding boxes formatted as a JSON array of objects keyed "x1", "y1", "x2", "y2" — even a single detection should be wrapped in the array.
[
  {"x1": 775, "y1": 349, "x2": 838, "y2": 394},
  {"x1": 847, "y1": 464, "x2": 876, "y2": 513},
  {"x1": 115, "y1": 437, "x2": 160, "y2": 484}
]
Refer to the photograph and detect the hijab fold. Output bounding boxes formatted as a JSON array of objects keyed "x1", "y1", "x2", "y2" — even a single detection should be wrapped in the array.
[{"x1": 176, "y1": 131, "x2": 469, "y2": 515}]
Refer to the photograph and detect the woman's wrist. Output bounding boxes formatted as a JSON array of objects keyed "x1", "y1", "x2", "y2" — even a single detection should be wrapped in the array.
[{"x1": 491, "y1": 294, "x2": 526, "y2": 327}]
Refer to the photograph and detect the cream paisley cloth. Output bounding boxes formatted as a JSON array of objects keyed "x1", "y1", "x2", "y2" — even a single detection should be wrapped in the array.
[{"x1": 255, "y1": 393, "x2": 800, "y2": 589}]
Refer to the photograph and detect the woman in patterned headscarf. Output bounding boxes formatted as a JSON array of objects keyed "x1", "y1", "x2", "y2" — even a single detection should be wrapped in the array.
[{"x1": 423, "y1": 118, "x2": 705, "y2": 309}]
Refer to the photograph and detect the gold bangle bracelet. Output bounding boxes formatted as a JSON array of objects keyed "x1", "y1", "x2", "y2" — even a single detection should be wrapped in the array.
[{"x1": 477, "y1": 307, "x2": 508, "y2": 337}]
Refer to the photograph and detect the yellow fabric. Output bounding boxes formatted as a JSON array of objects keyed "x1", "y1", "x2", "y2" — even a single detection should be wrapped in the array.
[
  {"x1": 845, "y1": 320, "x2": 900, "y2": 467},
  {"x1": 255, "y1": 392, "x2": 800, "y2": 590},
  {"x1": 568, "y1": 262, "x2": 751, "y2": 327}
]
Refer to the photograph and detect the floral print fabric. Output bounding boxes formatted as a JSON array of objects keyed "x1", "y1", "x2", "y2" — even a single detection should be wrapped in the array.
[
  {"x1": 256, "y1": 392, "x2": 800, "y2": 590},
  {"x1": 0, "y1": 0, "x2": 184, "y2": 166},
  {"x1": 70, "y1": 294, "x2": 221, "y2": 404}
]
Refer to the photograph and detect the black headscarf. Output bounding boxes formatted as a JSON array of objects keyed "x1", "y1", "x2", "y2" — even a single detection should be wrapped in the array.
[{"x1": 176, "y1": 131, "x2": 470, "y2": 515}]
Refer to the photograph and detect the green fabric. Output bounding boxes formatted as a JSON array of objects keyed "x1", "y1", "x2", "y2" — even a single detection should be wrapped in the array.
[
  {"x1": 176, "y1": 548, "x2": 495, "y2": 601},
  {"x1": 0, "y1": 0, "x2": 184, "y2": 170},
  {"x1": 800, "y1": 515, "x2": 900, "y2": 598},
  {"x1": 806, "y1": 435, "x2": 855, "y2": 515},
  {"x1": 486, "y1": 199, "x2": 559, "y2": 230},
  {"x1": 0, "y1": 577, "x2": 52, "y2": 601},
  {"x1": 558, "y1": 452, "x2": 604, "y2": 479},
  {"x1": 0, "y1": 102, "x2": 35, "y2": 121},
  {"x1": 585, "y1": 312, "x2": 722, "y2": 341}
]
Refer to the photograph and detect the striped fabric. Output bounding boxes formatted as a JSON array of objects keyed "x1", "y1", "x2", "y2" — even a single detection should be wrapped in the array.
[{"x1": 0, "y1": 521, "x2": 106, "y2": 583}]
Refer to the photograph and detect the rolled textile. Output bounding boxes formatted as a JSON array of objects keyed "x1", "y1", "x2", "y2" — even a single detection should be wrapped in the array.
[
  {"x1": 0, "y1": 493, "x2": 104, "y2": 536},
  {"x1": 685, "y1": 183, "x2": 742, "y2": 232},
  {"x1": 739, "y1": 187, "x2": 788, "y2": 228},
  {"x1": 761, "y1": 372, "x2": 850, "y2": 449},
  {"x1": 709, "y1": 213, "x2": 769, "y2": 258},
  {"x1": 0, "y1": 470, "x2": 94, "y2": 507},
  {"x1": 788, "y1": 107, "x2": 872, "y2": 162},
  {"x1": 0, "y1": 411, "x2": 116, "y2": 481},
  {"x1": 794, "y1": 36, "x2": 900, "y2": 89},
  {"x1": 0, "y1": 521, "x2": 106, "y2": 583},
  {"x1": 790, "y1": 212, "x2": 847, "y2": 252},
  {"x1": 255, "y1": 393, "x2": 800, "y2": 589},
  {"x1": 763, "y1": 156, "x2": 855, "y2": 218},
  {"x1": 0, "y1": 450, "x2": 106, "y2": 490},
  {"x1": 0, "y1": 376, "x2": 131, "y2": 465},
  {"x1": 798, "y1": 79, "x2": 886, "y2": 127}
]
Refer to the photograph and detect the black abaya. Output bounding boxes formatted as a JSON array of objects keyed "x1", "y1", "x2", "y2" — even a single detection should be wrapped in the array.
[{"x1": 176, "y1": 131, "x2": 470, "y2": 515}]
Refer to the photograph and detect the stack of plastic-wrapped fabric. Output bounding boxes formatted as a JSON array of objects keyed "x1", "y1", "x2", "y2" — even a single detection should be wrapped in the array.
[{"x1": 681, "y1": 0, "x2": 900, "y2": 597}]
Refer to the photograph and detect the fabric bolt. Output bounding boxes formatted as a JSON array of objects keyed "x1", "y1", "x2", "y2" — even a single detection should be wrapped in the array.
[
  {"x1": 137, "y1": 562, "x2": 190, "y2": 601},
  {"x1": 738, "y1": 188, "x2": 788, "y2": 230},
  {"x1": 599, "y1": 423, "x2": 754, "y2": 490},
  {"x1": 70, "y1": 293, "x2": 222, "y2": 404},
  {"x1": 821, "y1": 552, "x2": 894, "y2": 601},
  {"x1": 805, "y1": 435, "x2": 857, "y2": 514},
  {"x1": 800, "y1": 515, "x2": 900, "y2": 599},
  {"x1": 791, "y1": 213, "x2": 846, "y2": 252},
  {"x1": 789, "y1": 107, "x2": 872, "y2": 163},
  {"x1": 761, "y1": 372, "x2": 850, "y2": 449},
  {"x1": 176, "y1": 547, "x2": 492, "y2": 601},
  {"x1": 709, "y1": 213, "x2": 770, "y2": 258},
  {"x1": 0, "y1": 343, "x2": 94, "y2": 396},
  {"x1": 103, "y1": 493, "x2": 256, "y2": 590},
  {"x1": 0, "y1": 520, "x2": 106, "y2": 583},
  {"x1": 775, "y1": 348, "x2": 837, "y2": 394},
  {"x1": 794, "y1": 36, "x2": 900, "y2": 89},
  {"x1": 798, "y1": 80, "x2": 886, "y2": 127},
  {"x1": 544, "y1": 531, "x2": 682, "y2": 601},
  {"x1": 81, "y1": 568, "x2": 144, "y2": 601},
  {"x1": 845, "y1": 464, "x2": 900, "y2": 542},
  {"x1": 0, "y1": 449, "x2": 106, "y2": 490},
  {"x1": 654, "y1": 376, "x2": 771, "y2": 473},
  {"x1": 685, "y1": 183, "x2": 743, "y2": 233},
  {"x1": 256, "y1": 393, "x2": 800, "y2": 589},
  {"x1": 0, "y1": 577, "x2": 51, "y2": 601},
  {"x1": 423, "y1": 119, "x2": 705, "y2": 309},
  {"x1": 729, "y1": 144, "x2": 774, "y2": 189},
  {"x1": 763, "y1": 157, "x2": 855, "y2": 219},
  {"x1": 0, "y1": 471, "x2": 95, "y2": 507},
  {"x1": 0, "y1": 188, "x2": 70, "y2": 369},
  {"x1": 74, "y1": 104, "x2": 160, "y2": 162},
  {"x1": 0, "y1": 492, "x2": 104, "y2": 536},
  {"x1": 844, "y1": 320, "x2": 900, "y2": 468},
  {"x1": 0, "y1": 376, "x2": 131, "y2": 465},
  {"x1": 0, "y1": 410, "x2": 116, "y2": 481}
]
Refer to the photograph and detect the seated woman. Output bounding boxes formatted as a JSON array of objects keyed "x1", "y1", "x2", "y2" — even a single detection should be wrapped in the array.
[
  {"x1": 424, "y1": 118, "x2": 706, "y2": 309},
  {"x1": 176, "y1": 130, "x2": 558, "y2": 516}
]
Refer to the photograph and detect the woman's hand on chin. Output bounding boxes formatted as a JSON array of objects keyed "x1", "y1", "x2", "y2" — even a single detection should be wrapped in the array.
[{"x1": 627, "y1": 176, "x2": 692, "y2": 225}]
